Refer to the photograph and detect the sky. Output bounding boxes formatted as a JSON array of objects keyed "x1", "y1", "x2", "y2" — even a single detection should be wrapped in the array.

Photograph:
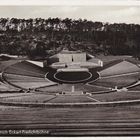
[{"x1": 0, "y1": 6, "x2": 140, "y2": 24}]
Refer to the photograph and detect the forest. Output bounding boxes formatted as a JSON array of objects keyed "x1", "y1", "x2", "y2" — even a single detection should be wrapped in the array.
[{"x1": 0, "y1": 18, "x2": 140, "y2": 59}]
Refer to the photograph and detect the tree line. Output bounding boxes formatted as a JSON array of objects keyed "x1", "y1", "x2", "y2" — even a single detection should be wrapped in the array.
[{"x1": 0, "y1": 18, "x2": 140, "y2": 59}]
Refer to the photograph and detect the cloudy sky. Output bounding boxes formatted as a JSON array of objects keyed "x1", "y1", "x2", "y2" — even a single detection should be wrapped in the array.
[{"x1": 0, "y1": 6, "x2": 140, "y2": 24}]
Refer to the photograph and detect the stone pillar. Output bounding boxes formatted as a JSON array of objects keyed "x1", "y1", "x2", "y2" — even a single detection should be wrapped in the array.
[{"x1": 72, "y1": 85, "x2": 75, "y2": 93}]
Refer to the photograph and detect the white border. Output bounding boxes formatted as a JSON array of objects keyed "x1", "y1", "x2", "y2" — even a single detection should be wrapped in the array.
[
  {"x1": 2, "y1": 137, "x2": 140, "y2": 140},
  {"x1": 0, "y1": 0, "x2": 140, "y2": 140},
  {"x1": 0, "y1": 0, "x2": 139, "y2": 5}
]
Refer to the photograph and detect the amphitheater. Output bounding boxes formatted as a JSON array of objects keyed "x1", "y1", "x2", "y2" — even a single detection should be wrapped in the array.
[{"x1": 0, "y1": 51, "x2": 140, "y2": 136}]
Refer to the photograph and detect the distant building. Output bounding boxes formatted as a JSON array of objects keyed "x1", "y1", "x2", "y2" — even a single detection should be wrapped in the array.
[
  {"x1": 46, "y1": 50, "x2": 103, "y2": 71},
  {"x1": 58, "y1": 51, "x2": 86, "y2": 63}
]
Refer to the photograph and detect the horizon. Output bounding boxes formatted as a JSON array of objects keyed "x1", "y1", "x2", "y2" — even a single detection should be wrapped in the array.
[
  {"x1": 0, "y1": 6, "x2": 139, "y2": 24},
  {"x1": 0, "y1": 17, "x2": 140, "y2": 25}
]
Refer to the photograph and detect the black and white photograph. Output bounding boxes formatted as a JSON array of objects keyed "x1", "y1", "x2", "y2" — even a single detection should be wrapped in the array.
[{"x1": 0, "y1": 0, "x2": 140, "y2": 137}]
